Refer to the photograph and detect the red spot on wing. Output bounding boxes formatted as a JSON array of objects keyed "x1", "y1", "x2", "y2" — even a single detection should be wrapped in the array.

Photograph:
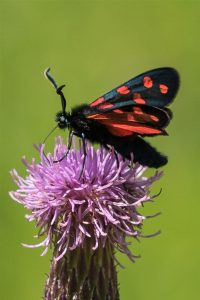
[
  {"x1": 107, "y1": 127, "x2": 133, "y2": 136},
  {"x1": 133, "y1": 93, "x2": 146, "y2": 104},
  {"x1": 143, "y1": 76, "x2": 153, "y2": 88},
  {"x1": 159, "y1": 84, "x2": 168, "y2": 94},
  {"x1": 99, "y1": 103, "x2": 113, "y2": 110},
  {"x1": 90, "y1": 97, "x2": 104, "y2": 107},
  {"x1": 134, "y1": 99, "x2": 146, "y2": 105},
  {"x1": 127, "y1": 114, "x2": 136, "y2": 121},
  {"x1": 116, "y1": 85, "x2": 130, "y2": 95},
  {"x1": 113, "y1": 109, "x2": 124, "y2": 114},
  {"x1": 98, "y1": 117, "x2": 162, "y2": 135},
  {"x1": 108, "y1": 123, "x2": 162, "y2": 135},
  {"x1": 135, "y1": 126, "x2": 162, "y2": 135},
  {"x1": 133, "y1": 107, "x2": 144, "y2": 115},
  {"x1": 87, "y1": 111, "x2": 124, "y2": 121},
  {"x1": 150, "y1": 115, "x2": 159, "y2": 122},
  {"x1": 87, "y1": 114, "x2": 109, "y2": 120}
]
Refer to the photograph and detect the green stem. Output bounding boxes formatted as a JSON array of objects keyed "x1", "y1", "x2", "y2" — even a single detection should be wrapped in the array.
[{"x1": 44, "y1": 240, "x2": 120, "y2": 300}]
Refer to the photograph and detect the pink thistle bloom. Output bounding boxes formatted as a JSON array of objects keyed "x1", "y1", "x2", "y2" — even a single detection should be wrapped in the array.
[{"x1": 10, "y1": 137, "x2": 162, "y2": 299}]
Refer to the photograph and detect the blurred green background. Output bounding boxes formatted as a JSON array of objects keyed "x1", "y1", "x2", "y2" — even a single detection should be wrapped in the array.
[{"x1": 1, "y1": 1, "x2": 199, "y2": 299}]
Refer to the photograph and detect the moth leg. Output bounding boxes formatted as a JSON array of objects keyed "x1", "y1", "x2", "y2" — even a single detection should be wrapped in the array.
[
  {"x1": 79, "y1": 133, "x2": 87, "y2": 179},
  {"x1": 54, "y1": 129, "x2": 74, "y2": 163},
  {"x1": 104, "y1": 144, "x2": 119, "y2": 168},
  {"x1": 113, "y1": 148, "x2": 120, "y2": 168}
]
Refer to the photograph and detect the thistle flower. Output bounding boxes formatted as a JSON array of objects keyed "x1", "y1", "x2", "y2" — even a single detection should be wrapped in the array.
[{"x1": 10, "y1": 137, "x2": 162, "y2": 299}]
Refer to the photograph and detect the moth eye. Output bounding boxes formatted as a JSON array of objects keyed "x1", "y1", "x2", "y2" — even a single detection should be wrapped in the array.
[{"x1": 60, "y1": 116, "x2": 65, "y2": 122}]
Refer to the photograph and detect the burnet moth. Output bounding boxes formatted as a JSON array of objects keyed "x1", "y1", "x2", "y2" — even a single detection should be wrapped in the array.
[{"x1": 44, "y1": 67, "x2": 179, "y2": 173}]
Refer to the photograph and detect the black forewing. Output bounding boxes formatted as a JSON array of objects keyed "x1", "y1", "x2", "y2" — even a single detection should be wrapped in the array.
[{"x1": 88, "y1": 67, "x2": 179, "y2": 112}]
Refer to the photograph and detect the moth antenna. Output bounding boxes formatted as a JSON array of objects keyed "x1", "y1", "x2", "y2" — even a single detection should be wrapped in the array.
[
  {"x1": 44, "y1": 68, "x2": 67, "y2": 112},
  {"x1": 43, "y1": 124, "x2": 58, "y2": 144},
  {"x1": 44, "y1": 68, "x2": 58, "y2": 90}
]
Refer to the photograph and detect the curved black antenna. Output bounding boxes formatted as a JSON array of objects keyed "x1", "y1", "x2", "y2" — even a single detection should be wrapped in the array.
[
  {"x1": 44, "y1": 68, "x2": 67, "y2": 112},
  {"x1": 43, "y1": 124, "x2": 59, "y2": 144}
]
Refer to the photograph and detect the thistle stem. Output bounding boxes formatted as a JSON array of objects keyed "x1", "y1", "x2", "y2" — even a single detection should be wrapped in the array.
[{"x1": 44, "y1": 240, "x2": 119, "y2": 300}]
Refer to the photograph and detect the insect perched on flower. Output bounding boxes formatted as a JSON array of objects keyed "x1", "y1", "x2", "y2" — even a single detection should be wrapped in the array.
[{"x1": 45, "y1": 67, "x2": 179, "y2": 172}]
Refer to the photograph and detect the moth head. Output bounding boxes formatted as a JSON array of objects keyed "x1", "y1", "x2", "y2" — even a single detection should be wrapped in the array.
[{"x1": 56, "y1": 111, "x2": 70, "y2": 129}]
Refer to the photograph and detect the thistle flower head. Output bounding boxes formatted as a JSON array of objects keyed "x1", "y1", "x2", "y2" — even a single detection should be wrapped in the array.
[{"x1": 10, "y1": 137, "x2": 162, "y2": 261}]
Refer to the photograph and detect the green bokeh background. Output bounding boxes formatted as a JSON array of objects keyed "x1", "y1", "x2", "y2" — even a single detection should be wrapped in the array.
[{"x1": 1, "y1": 1, "x2": 199, "y2": 299}]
